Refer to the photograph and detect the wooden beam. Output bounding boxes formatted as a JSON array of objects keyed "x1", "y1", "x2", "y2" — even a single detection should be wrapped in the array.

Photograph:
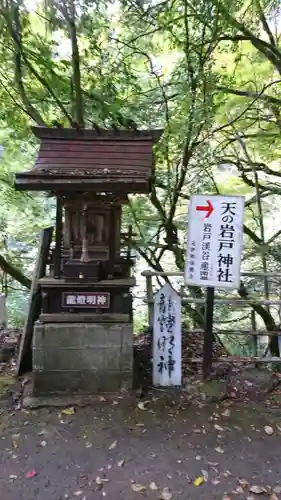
[
  {"x1": 215, "y1": 330, "x2": 281, "y2": 336},
  {"x1": 177, "y1": 329, "x2": 280, "y2": 336},
  {"x1": 203, "y1": 287, "x2": 215, "y2": 378},
  {"x1": 190, "y1": 356, "x2": 281, "y2": 363},
  {"x1": 16, "y1": 227, "x2": 54, "y2": 376},
  {"x1": 38, "y1": 276, "x2": 136, "y2": 287},
  {"x1": 108, "y1": 206, "x2": 116, "y2": 277},
  {"x1": 54, "y1": 197, "x2": 63, "y2": 278},
  {"x1": 141, "y1": 270, "x2": 281, "y2": 278},
  {"x1": 126, "y1": 225, "x2": 133, "y2": 260}
]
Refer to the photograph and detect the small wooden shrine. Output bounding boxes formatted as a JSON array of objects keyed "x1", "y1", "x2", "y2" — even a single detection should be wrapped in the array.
[{"x1": 15, "y1": 126, "x2": 162, "y2": 395}]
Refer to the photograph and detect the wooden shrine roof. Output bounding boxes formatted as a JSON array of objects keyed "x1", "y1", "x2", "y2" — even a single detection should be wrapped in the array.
[{"x1": 15, "y1": 127, "x2": 163, "y2": 193}]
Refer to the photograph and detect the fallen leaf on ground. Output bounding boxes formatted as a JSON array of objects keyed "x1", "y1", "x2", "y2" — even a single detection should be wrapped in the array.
[
  {"x1": 245, "y1": 380, "x2": 253, "y2": 387},
  {"x1": 215, "y1": 447, "x2": 224, "y2": 454},
  {"x1": 38, "y1": 429, "x2": 48, "y2": 436},
  {"x1": 238, "y1": 478, "x2": 249, "y2": 488},
  {"x1": 99, "y1": 396, "x2": 106, "y2": 402},
  {"x1": 212, "y1": 479, "x2": 220, "y2": 485},
  {"x1": 270, "y1": 494, "x2": 279, "y2": 500},
  {"x1": 22, "y1": 376, "x2": 30, "y2": 385},
  {"x1": 221, "y1": 409, "x2": 231, "y2": 417},
  {"x1": 131, "y1": 483, "x2": 147, "y2": 494},
  {"x1": 201, "y1": 469, "x2": 209, "y2": 481},
  {"x1": 194, "y1": 476, "x2": 204, "y2": 486},
  {"x1": 235, "y1": 486, "x2": 244, "y2": 494},
  {"x1": 222, "y1": 496, "x2": 231, "y2": 500},
  {"x1": 73, "y1": 491, "x2": 83, "y2": 496},
  {"x1": 273, "y1": 486, "x2": 281, "y2": 494},
  {"x1": 12, "y1": 440, "x2": 18, "y2": 449},
  {"x1": 249, "y1": 485, "x2": 266, "y2": 494},
  {"x1": 264, "y1": 425, "x2": 274, "y2": 436},
  {"x1": 159, "y1": 487, "x2": 172, "y2": 499},
  {"x1": 224, "y1": 470, "x2": 232, "y2": 477},
  {"x1": 40, "y1": 441, "x2": 47, "y2": 447},
  {"x1": 149, "y1": 481, "x2": 158, "y2": 491},
  {"x1": 25, "y1": 470, "x2": 38, "y2": 479},
  {"x1": 95, "y1": 477, "x2": 103, "y2": 485},
  {"x1": 61, "y1": 407, "x2": 75, "y2": 416},
  {"x1": 9, "y1": 475, "x2": 17, "y2": 480},
  {"x1": 108, "y1": 440, "x2": 117, "y2": 450},
  {"x1": 214, "y1": 424, "x2": 224, "y2": 432},
  {"x1": 137, "y1": 401, "x2": 149, "y2": 410},
  {"x1": 117, "y1": 460, "x2": 125, "y2": 468},
  {"x1": 85, "y1": 441, "x2": 92, "y2": 448}
]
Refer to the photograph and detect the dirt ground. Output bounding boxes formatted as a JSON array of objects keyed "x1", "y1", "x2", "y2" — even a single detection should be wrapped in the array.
[{"x1": 1, "y1": 384, "x2": 281, "y2": 500}]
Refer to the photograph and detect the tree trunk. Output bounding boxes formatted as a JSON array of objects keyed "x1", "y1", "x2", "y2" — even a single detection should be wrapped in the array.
[
  {"x1": 66, "y1": 0, "x2": 84, "y2": 127},
  {"x1": 239, "y1": 282, "x2": 279, "y2": 356},
  {"x1": 0, "y1": 254, "x2": 31, "y2": 289}
]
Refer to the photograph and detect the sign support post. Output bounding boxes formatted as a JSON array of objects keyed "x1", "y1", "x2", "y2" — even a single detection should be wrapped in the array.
[{"x1": 203, "y1": 286, "x2": 215, "y2": 378}]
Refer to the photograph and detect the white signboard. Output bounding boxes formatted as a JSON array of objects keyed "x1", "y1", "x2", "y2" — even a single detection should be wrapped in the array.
[
  {"x1": 153, "y1": 282, "x2": 181, "y2": 386},
  {"x1": 185, "y1": 195, "x2": 244, "y2": 289}
]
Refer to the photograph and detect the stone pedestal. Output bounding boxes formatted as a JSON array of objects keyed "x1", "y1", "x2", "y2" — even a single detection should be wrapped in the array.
[{"x1": 32, "y1": 322, "x2": 133, "y2": 395}]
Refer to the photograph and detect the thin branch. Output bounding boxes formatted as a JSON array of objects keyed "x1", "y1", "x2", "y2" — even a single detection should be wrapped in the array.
[
  {"x1": 193, "y1": 80, "x2": 281, "y2": 148},
  {"x1": 0, "y1": 71, "x2": 38, "y2": 121},
  {"x1": 3, "y1": 4, "x2": 47, "y2": 125},
  {"x1": 0, "y1": 253, "x2": 31, "y2": 289},
  {"x1": 256, "y1": 0, "x2": 276, "y2": 48},
  {"x1": 212, "y1": 0, "x2": 281, "y2": 74},
  {"x1": 216, "y1": 85, "x2": 281, "y2": 106},
  {"x1": 1, "y1": 5, "x2": 75, "y2": 127}
]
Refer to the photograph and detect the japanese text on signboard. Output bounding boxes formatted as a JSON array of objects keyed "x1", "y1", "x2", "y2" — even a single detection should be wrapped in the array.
[
  {"x1": 185, "y1": 195, "x2": 244, "y2": 289},
  {"x1": 216, "y1": 201, "x2": 237, "y2": 285},
  {"x1": 156, "y1": 292, "x2": 176, "y2": 378},
  {"x1": 200, "y1": 222, "x2": 211, "y2": 282}
]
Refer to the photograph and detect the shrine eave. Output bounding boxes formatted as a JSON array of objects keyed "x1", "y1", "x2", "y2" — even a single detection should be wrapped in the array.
[
  {"x1": 14, "y1": 126, "x2": 163, "y2": 193},
  {"x1": 31, "y1": 126, "x2": 163, "y2": 141},
  {"x1": 14, "y1": 174, "x2": 151, "y2": 193}
]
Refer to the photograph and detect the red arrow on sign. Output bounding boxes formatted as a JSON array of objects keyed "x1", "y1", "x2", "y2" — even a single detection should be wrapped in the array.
[{"x1": 196, "y1": 199, "x2": 214, "y2": 218}]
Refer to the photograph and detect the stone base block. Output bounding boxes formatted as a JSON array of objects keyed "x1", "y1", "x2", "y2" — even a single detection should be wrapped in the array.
[
  {"x1": 32, "y1": 322, "x2": 133, "y2": 395},
  {"x1": 32, "y1": 370, "x2": 132, "y2": 396}
]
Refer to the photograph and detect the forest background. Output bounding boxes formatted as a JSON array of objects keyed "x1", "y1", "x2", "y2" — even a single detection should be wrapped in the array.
[{"x1": 1, "y1": 0, "x2": 281, "y2": 356}]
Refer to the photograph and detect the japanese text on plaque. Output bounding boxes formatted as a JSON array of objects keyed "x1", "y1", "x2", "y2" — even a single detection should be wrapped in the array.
[{"x1": 156, "y1": 292, "x2": 176, "y2": 378}]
